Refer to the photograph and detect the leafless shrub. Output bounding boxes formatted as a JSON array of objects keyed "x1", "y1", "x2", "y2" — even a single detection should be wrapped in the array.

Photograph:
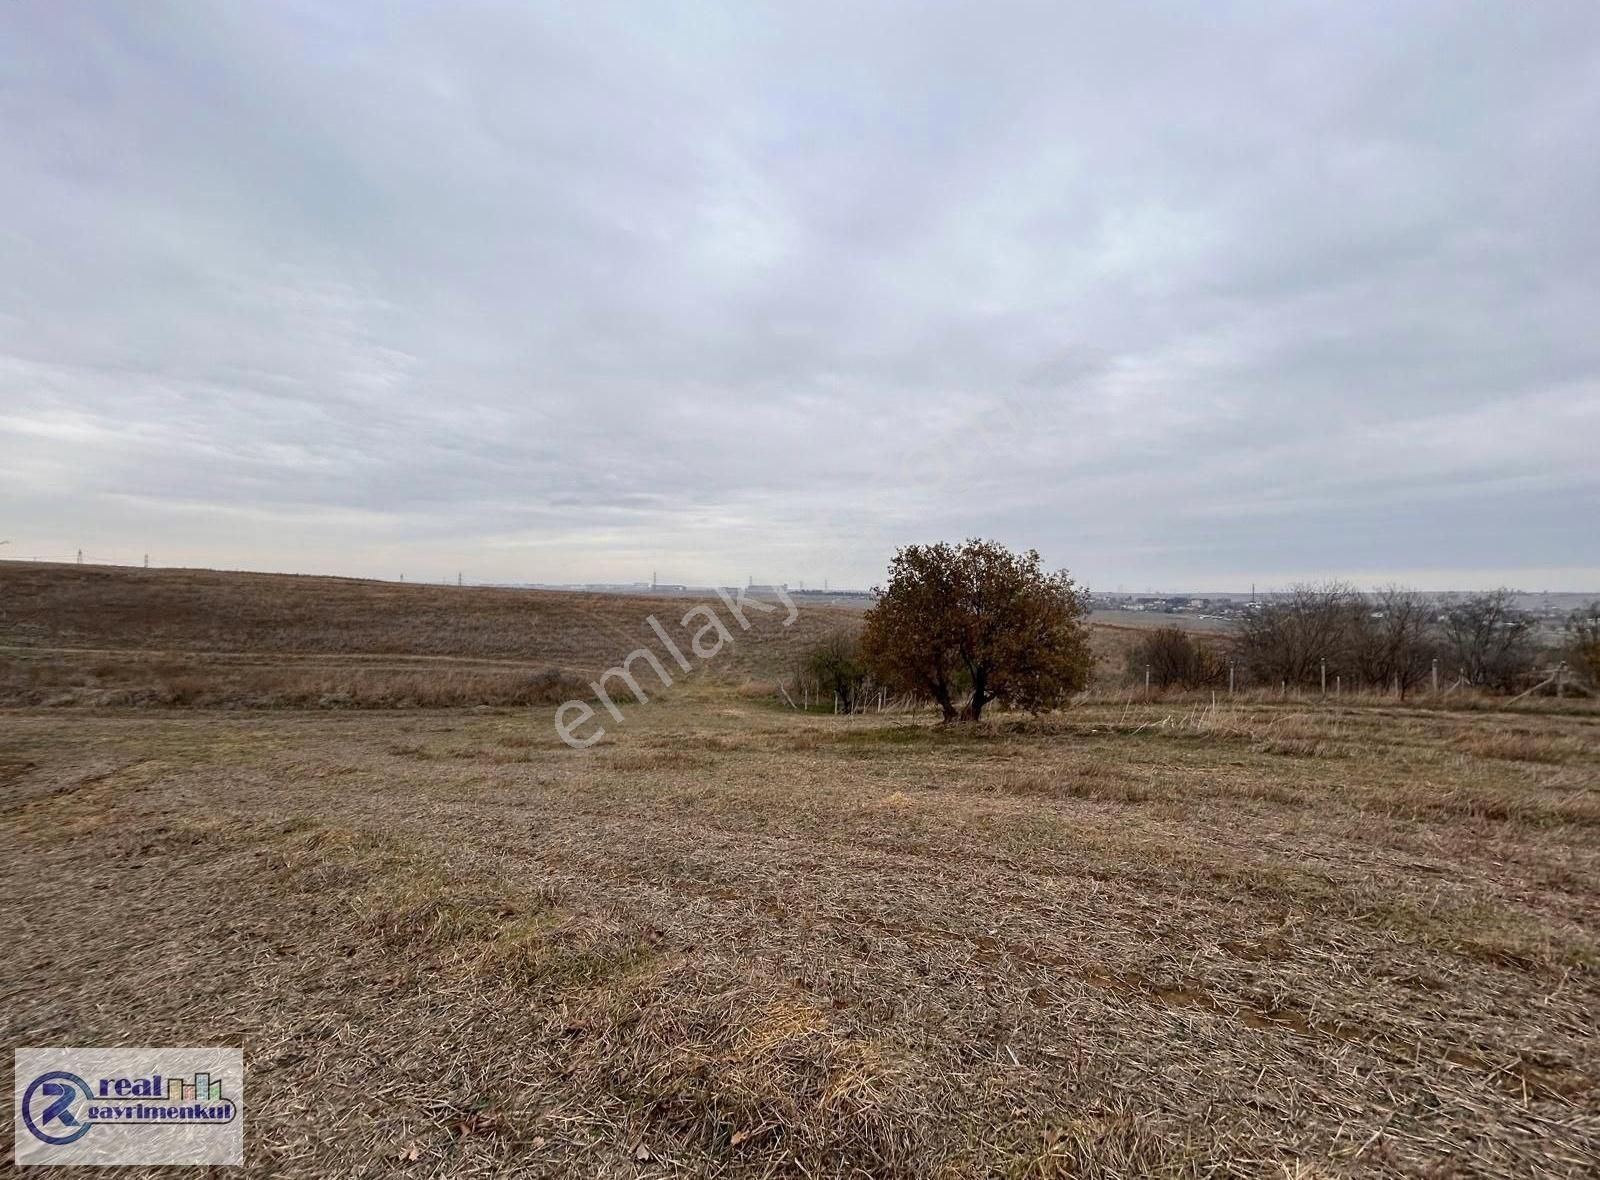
[
  {"x1": 794, "y1": 629, "x2": 872, "y2": 712},
  {"x1": 1564, "y1": 600, "x2": 1600, "y2": 686},
  {"x1": 1440, "y1": 588, "x2": 1537, "y2": 691},
  {"x1": 1126, "y1": 626, "x2": 1224, "y2": 689}
]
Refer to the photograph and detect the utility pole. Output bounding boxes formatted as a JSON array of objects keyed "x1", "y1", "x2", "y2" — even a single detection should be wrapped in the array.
[
  {"x1": 1320, "y1": 658, "x2": 1326, "y2": 695},
  {"x1": 77, "y1": 549, "x2": 83, "y2": 564},
  {"x1": 143, "y1": 554, "x2": 148, "y2": 568},
  {"x1": 457, "y1": 571, "x2": 462, "y2": 587}
]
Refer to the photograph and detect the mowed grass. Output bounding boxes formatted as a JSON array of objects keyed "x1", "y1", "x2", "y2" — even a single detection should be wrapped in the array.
[{"x1": 3, "y1": 686, "x2": 1598, "y2": 1177}]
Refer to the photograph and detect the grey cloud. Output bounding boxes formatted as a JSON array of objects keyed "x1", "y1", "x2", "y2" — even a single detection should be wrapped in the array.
[{"x1": 1, "y1": 2, "x2": 1597, "y2": 589}]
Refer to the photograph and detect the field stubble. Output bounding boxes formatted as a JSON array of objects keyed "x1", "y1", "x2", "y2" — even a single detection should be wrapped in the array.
[
  {"x1": 3, "y1": 684, "x2": 1598, "y2": 1177},
  {"x1": 4, "y1": 564, "x2": 1598, "y2": 1175}
]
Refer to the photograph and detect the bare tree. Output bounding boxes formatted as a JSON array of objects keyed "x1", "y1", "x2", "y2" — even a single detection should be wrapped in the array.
[
  {"x1": 1440, "y1": 589, "x2": 1536, "y2": 691},
  {"x1": 1350, "y1": 586, "x2": 1438, "y2": 699},
  {"x1": 1233, "y1": 582, "x2": 1363, "y2": 688}
]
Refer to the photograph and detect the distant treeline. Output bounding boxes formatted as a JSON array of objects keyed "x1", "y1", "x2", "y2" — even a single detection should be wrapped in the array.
[
  {"x1": 789, "y1": 567, "x2": 1600, "y2": 712},
  {"x1": 1128, "y1": 585, "x2": 1600, "y2": 697}
]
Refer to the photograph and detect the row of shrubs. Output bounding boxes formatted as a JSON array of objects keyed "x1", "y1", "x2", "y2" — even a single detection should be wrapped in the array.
[
  {"x1": 1128, "y1": 588, "x2": 1599, "y2": 697},
  {"x1": 784, "y1": 588, "x2": 1600, "y2": 710}
]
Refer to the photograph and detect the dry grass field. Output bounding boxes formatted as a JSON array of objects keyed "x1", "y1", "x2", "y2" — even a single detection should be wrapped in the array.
[
  {"x1": 0, "y1": 564, "x2": 1149, "y2": 708},
  {"x1": 0, "y1": 564, "x2": 863, "y2": 708},
  {"x1": 3, "y1": 564, "x2": 1598, "y2": 1177}
]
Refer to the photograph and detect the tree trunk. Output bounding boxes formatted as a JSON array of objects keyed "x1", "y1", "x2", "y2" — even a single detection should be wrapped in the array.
[{"x1": 965, "y1": 671, "x2": 989, "y2": 721}]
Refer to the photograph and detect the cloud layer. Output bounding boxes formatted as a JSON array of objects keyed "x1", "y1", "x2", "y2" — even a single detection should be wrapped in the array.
[{"x1": 3, "y1": 3, "x2": 1597, "y2": 589}]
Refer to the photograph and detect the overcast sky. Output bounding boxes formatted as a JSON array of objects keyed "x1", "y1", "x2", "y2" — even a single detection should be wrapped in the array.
[{"x1": 2, "y1": 3, "x2": 1597, "y2": 591}]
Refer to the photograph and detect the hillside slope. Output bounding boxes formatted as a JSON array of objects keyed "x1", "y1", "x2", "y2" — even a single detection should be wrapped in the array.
[
  {"x1": 0, "y1": 563, "x2": 860, "y2": 707},
  {"x1": 0, "y1": 562, "x2": 1176, "y2": 707}
]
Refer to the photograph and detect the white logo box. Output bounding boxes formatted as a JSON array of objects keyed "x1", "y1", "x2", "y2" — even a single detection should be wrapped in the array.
[{"x1": 14, "y1": 1047, "x2": 244, "y2": 1166}]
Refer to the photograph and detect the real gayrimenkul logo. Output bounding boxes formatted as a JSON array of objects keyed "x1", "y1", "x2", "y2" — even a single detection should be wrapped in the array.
[
  {"x1": 14, "y1": 1048, "x2": 243, "y2": 1167},
  {"x1": 554, "y1": 584, "x2": 798, "y2": 747}
]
